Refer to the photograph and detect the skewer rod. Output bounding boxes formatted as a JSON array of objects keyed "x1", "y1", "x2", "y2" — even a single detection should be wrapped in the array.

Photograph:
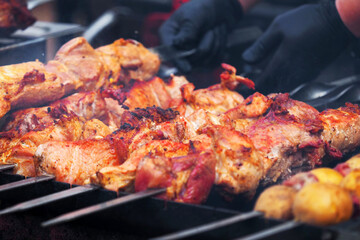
[
  {"x1": 150, "y1": 211, "x2": 263, "y2": 240},
  {"x1": 42, "y1": 188, "x2": 166, "y2": 227}
]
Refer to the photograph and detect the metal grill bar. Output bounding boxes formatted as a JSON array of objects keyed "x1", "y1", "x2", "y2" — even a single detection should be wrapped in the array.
[
  {"x1": 150, "y1": 211, "x2": 263, "y2": 240},
  {"x1": 235, "y1": 221, "x2": 302, "y2": 240},
  {"x1": 0, "y1": 175, "x2": 55, "y2": 193},
  {"x1": 0, "y1": 164, "x2": 16, "y2": 171},
  {"x1": 42, "y1": 188, "x2": 166, "y2": 227},
  {"x1": 0, "y1": 184, "x2": 98, "y2": 215}
]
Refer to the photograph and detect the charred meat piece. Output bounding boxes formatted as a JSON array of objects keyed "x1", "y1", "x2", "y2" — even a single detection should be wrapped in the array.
[
  {"x1": 320, "y1": 103, "x2": 360, "y2": 159},
  {"x1": 46, "y1": 37, "x2": 110, "y2": 93},
  {"x1": 202, "y1": 125, "x2": 263, "y2": 197},
  {"x1": 0, "y1": 61, "x2": 60, "y2": 120},
  {"x1": 1, "y1": 91, "x2": 110, "y2": 134},
  {"x1": 33, "y1": 107, "x2": 179, "y2": 184},
  {"x1": 35, "y1": 137, "x2": 124, "y2": 185},
  {"x1": 1, "y1": 113, "x2": 86, "y2": 177},
  {"x1": 0, "y1": 76, "x2": 184, "y2": 162},
  {"x1": 92, "y1": 140, "x2": 191, "y2": 193},
  {"x1": 0, "y1": 91, "x2": 115, "y2": 157},
  {"x1": 0, "y1": 37, "x2": 161, "y2": 121},
  {"x1": 135, "y1": 150, "x2": 216, "y2": 204},
  {"x1": 96, "y1": 39, "x2": 160, "y2": 85},
  {"x1": 122, "y1": 77, "x2": 175, "y2": 110},
  {"x1": 242, "y1": 94, "x2": 325, "y2": 184},
  {"x1": 0, "y1": 0, "x2": 36, "y2": 34}
]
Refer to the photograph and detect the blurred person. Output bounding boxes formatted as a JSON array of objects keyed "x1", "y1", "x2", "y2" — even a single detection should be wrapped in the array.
[{"x1": 159, "y1": 0, "x2": 360, "y2": 93}]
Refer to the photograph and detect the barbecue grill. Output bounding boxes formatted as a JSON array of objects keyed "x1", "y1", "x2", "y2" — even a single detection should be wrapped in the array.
[
  {"x1": 2, "y1": 1, "x2": 360, "y2": 239},
  {"x1": 0, "y1": 21, "x2": 84, "y2": 66},
  {"x1": 0, "y1": 163, "x2": 360, "y2": 240}
]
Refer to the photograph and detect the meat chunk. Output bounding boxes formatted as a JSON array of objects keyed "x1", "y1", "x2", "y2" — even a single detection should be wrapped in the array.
[
  {"x1": 0, "y1": 61, "x2": 61, "y2": 119},
  {"x1": 0, "y1": 0, "x2": 36, "y2": 32},
  {"x1": 35, "y1": 138, "x2": 124, "y2": 185},
  {"x1": 0, "y1": 37, "x2": 161, "y2": 122},
  {"x1": 135, "y1": 150, "x2": 216, "y2": 204},
  {"x1": 1, "y1": 114, "x2": 85, "y2": 176},
  {"x1": 92, "y1": 140, "x2": 191, "y2": 192},
  {"x1": 243, "y1": 94, "x2": 325, "y2": 184},
  {"x1": 96, "y1": 39, "x2": 160, "y2": 85},
  {"x1": 320, "y1": 103, "x2": 360, "y2": 158},
  {"x1": 202, "y1": 126, "x2": 263, "y2": 196}
]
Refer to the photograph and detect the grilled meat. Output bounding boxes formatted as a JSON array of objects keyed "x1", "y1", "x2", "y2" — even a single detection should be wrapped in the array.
[
  {"x1": 33, "y1": 65, "x2": 360, "y2": 204},
  {"x1": 240, "y1": 94, "x2": 325, "y2": 184},
  {"x1": 0, "y1": 74, "x2": 184, "y2": 137},
  {"x1": 34, "y1": 107, "x2": 179, "y2": 184},
  {"x1": 0, "y1": 37, "x2": 160, "y2": 120},
  {"x1": 0, "y1": 90, "x2": 118, "y2": 158},
  {"x1": 1, "y1": 34, "x2": 360, "y2": 207},
  {"x1": 0, "y1": 0, "x2": 36, "y2": 33},
  {"x1": 1, "y1": 113, "x2": 86, "y2": 176},
  {"x1": 0, "y1": 61, "x2": 60, "y2": 120},
  {"x1": 320, "y1": 103, "x2": 360, "y2": 159},
  {"x1": 35, "y1": 137, "x2": 124, "y2": 185},
  {"x1": 1, "y1": 91, "x2": 111, "y2": 134},
  {"x1": 135, "y1": 150, "x2": 216, "y2": 204},
  {"x1": 0, "y1": 73, "x2": 185, "y2": 176},
  {"x1": 93, "y1": 140, "x2": 192, "y2": 193},
  {"x1": 202, "y1": 125, "x2": 263, "y2": 197},
  {"x1": 96, "y1": 39, "x2": 161, "y2": 85}
]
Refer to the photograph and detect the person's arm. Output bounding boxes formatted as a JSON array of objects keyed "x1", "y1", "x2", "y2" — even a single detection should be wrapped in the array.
[
  {"x1": 336, "y1": 0, "x2": 360, "y2": 37},
  {"x1": 159, "y1": 0, "x2": 261, "y2": 73},
  {"x1": 242, "y1": 0, "x2": 357, "y2": 94},
  {"x1": 239, "y1": 0, "x2": 260, "y2": 13}
]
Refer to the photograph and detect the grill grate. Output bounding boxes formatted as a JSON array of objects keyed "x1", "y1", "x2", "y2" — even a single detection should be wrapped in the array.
[{"x1": 0, "y1": 171, "x2": 359, "y2": 239}]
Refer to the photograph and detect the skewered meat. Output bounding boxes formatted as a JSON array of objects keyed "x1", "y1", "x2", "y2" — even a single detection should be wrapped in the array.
[
  {"x1": 201, "y1": 125, "x2": 263, "y2": 197},
  {"x1": 1, "y1": 91, "x2": 112, "y2": 134},
  {"x1": 1, "y1": 113, "x2": 86, "y2": 176},
  {"x1": 96, "y1": 39, "x2": 161, "y2": 85},
  {"x1": 135, "y1": 150, "x2": 216, "y2": 204},
  {"x1": 0, "y1": 37, "x2": 160, "y2": 120},
  {"x1": 2, "y1": 32, "x2": 360, "y2": 208},
  {"x1": 242, "y1": 94, "x2": 325, "y2": 184},
  {"x1": 28, "y1": 64, "x2": 360, "y2": 204},
  {"x1": 0, "y1": 61, "x2": 60, "y2": 120},
  {"x1": 35, "y1": 138, "x2": 124, "y2": 185},
  {"x1": 0, "y1": 89, "x2": 120, "y2": 159},
  {"x1": 87, "y1": 80, "x2": 360, "y2": 203},
  {"x1": 176, "y1": 64, "x2": 253, "y2": 117},
  {"x1": 320, "y1": 103, "x2": 360, "y2": 158},
  {"x1": 0, "y1": 0, "x2": 36, "y2": 33},
  {"x1": 92, "y1": 140, "x2": 193, "y2": 193},
  {"x1": 34, "y1": 107, "x2": 179, "y2": 185},
  {"x1": 0, "y1": 73, "x2": 187, "y2": 177},
  {"x1": 0, "y1": 74, "x2": 184, "y2": 138}
]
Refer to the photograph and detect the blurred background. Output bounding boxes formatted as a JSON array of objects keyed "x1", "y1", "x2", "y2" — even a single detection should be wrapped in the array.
[{"x1": 2, "y1": 0, "x2": 360, "y2": 93}]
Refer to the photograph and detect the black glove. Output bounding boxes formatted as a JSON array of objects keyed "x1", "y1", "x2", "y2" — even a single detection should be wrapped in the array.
[
  {"x1": 159, "y1": 0, "x2": 243, "y2": 73},
  {"x1": 242, "y1": 0, "x2": 355, "y2": 94}
]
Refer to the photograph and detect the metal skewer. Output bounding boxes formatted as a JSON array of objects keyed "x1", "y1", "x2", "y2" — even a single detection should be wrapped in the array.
[
  {"x1": 42, "y1": 188, "x2": 166, "y2": 227},
  {"x1": 235, "y1": 221, "x2": 302, "y2": 240},
  {"x1": 0, "y1": 164, "x2": 16, "y2": 171},
  {"x1": 150, "y1": 211, "x2": 263, "y2": 240},
  {"x1": 0, "y1": 184, "x2": 98, "y2": 215},
  {"x1": 0, "y1": 175, "x2": 55, "y2": 193}
]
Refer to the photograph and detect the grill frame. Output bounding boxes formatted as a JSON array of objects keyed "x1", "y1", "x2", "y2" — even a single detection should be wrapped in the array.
[{"x1": 0, "y1": 171, "x2": 359, "y2": 240}]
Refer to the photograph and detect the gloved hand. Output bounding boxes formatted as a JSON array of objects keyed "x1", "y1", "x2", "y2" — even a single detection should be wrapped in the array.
[
  {"x1": 242, "y1": 0, "x2": 355, "y2": 94},
  {"x1": 159, "y1": 0, "x2": 243, "y2": 73}
]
